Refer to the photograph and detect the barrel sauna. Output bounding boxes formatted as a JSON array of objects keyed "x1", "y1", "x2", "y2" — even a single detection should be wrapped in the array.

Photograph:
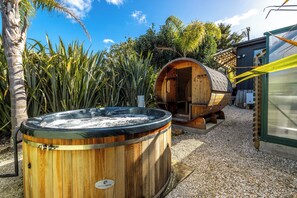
[
  {"x1": 155, "y1": 58, "x2": 232, "y2": 129},
  {"x1": 20, "y1": 107, "x2": 172, "y2": 198}
]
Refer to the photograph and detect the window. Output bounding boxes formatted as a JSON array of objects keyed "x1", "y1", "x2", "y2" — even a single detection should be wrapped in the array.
[{"x1": 253, "y1": 48, "x2": 265, "y2": 66}]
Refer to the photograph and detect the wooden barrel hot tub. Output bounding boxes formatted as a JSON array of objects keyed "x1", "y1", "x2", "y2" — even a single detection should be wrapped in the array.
[
  {"x1": 20, "y1": 107, "x2": 172, "y2": 198},
  {"x1": 155, "y1": 58, "x2": 232, "y2": 129}
]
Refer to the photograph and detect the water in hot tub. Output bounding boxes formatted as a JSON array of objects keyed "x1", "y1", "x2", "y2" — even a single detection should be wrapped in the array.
[{"x1": 41, "y1": 114, "x2": 156, "y2": 129}]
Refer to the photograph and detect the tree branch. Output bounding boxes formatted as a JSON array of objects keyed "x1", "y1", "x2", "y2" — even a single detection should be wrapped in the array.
[{"x1": 155, "y1": 46, "x2": 183, "y2": 57}]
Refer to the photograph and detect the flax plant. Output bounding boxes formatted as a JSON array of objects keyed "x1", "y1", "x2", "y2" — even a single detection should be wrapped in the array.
[
  {"x1": 109, "y1": 52, "x2": 156, "y2": 107},
  {"x1": 99, "y1": 62, "x2": 124, "y2": 107},
  {"x1": 0, "y1": 40, "x2": 10, "y2": 141},
  {"x1": 26, "y1": 38, "x2": 106, "y2": 113},
  {"x1": 23, "y1": 39, "x2": 49, "y2": 117}
]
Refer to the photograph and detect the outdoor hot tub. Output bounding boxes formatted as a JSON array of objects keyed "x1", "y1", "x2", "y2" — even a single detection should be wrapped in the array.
[{"x1": 20, "y1": 107, "x2": 172, "y2": 198}]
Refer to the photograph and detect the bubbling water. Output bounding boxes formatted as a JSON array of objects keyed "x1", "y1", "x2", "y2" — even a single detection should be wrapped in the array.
[{"x1": 41, "y1": 114, "x2": 155, "y2": 129}]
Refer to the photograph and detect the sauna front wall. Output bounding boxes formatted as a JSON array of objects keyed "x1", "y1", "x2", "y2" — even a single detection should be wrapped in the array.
[{"x1": 155, "y1": 58, "x2": 232, "y2": 119}]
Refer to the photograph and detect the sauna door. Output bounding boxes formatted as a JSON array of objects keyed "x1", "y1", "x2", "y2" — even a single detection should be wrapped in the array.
[
  {"x1": 177, "y1": 67, "x2": 192, "y2": 102},
  {"x1": 177, "y1": 67, "x2": 192, "y2": 114}
]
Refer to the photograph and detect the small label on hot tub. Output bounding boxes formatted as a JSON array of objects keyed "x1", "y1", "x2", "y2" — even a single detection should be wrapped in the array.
[{"x1": 95, "y1": 179, "x2": 115, "y2": 189}]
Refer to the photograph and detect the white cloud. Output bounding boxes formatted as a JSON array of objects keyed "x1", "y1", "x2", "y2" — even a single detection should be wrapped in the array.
[
  {"x1": 103, "y1": 39, "x2": 115, "y2": 44},
  {"x1": 131, "y1": 10, "x2": 147, "y2": 24},
  {"x1": 216, "y1": 0, "x2": 297, "y2": 40},
  {"x1": 216, "y1": 9, "x2": 258, "y2": 27},
  {"x1": 106, "y1": 0, "x2": 123, "y2": 6},
  {"x1": 131, "y1": 10, "x2": 140, "y2": 18},
  {"x1": 61, "y1": 0, "x2": 93, "y2": 19}
]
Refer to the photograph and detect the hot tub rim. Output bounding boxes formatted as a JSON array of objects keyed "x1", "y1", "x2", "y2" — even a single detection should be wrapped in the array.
[{"x1": 20, "y1": 107, "x2": 172, "y2": 139}]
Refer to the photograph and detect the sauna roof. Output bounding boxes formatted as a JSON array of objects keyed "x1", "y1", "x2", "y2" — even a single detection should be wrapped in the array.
[
  {"x1": 213, "y1": 48, "x2": 237, "y2": 70},
  {"x1": 204, "y1": 66, "x2": 233, "y2": 92}
]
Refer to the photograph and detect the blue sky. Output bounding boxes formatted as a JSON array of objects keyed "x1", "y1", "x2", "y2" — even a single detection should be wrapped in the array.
[{"x1": 27, "y1": 0, "x2": 297, "y2": 52}]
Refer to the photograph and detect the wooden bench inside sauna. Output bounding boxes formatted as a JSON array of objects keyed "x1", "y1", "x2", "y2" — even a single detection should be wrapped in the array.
[{"x1": 154, "y1": 58, "x2": 232, "y2": 129}]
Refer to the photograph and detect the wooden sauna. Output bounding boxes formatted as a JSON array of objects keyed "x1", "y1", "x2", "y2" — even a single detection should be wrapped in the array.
[
  {"x1": 155, "y1": 58, "x2": 232, "y2": 129},
  {"x1": 20, "y1": 107, "x2": 172, "y2": 198}
]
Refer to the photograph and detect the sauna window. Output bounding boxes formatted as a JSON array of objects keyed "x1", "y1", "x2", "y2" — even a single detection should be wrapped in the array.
[
  {"x1": 267, "y1": 29, "x2": 297, "y2": 141},
  {"x1": 166, "y1": 80, "x2": 171, "y2": 93}
]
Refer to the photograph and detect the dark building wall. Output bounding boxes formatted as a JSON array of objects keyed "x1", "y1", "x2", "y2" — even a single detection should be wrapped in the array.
[{"x1": 235, "y1": 37, "x2": 266, "y2": 90}]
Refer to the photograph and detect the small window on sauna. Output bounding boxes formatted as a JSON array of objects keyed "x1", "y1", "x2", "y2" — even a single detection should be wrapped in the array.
[{"x1": 166, "y1": 80, "x2": 170, "y2": 93}]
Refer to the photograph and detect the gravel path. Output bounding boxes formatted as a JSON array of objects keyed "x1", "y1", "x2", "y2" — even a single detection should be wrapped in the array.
[
  {"x1": 0, "y1": 106, "x2": 296, "y2": 197},
  {"x1": 167, "y1": 105, "x2": 297, "y2": 197}
]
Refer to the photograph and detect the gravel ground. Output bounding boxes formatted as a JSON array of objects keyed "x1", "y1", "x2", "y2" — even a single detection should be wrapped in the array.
[
  {"x1": 0, "y1": 105, "x2": 296, "y2": 197},
  {"x1": 0, "y1": 161, "x2": 23, "y2": 198},
  {"x1": 0, "y1": 146, "x2": 23, "y2": 198},
  {"x1": 167, "y1": 105, "x2": 297, "y2": 197}
]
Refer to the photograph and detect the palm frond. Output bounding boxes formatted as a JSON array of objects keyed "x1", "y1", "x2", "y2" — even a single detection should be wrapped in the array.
[
  {"x1": 165, "y1": 16, "x2": 184, "y2": 47},
  {"x1": 181, "y1": 21, "x2": 205, "y2": 56},
  {"x1": 155, "y1": 47, "x2": 183, "y2": 57},
  {"x1": 33, "y1": 0, "x2": 91, "y2": 41},
  {"x1": 165, "y1": 16, "x2": 184, "y2": 32},
  {"x1": 204, "y1": 22, "x2": 222, "y2": 39},
  {"x1": 19, "y1": 0, "x2": 36, "y2": 27}
]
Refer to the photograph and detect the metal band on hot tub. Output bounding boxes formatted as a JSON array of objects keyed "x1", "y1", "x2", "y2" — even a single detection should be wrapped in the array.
[{"x1": 23, "y1": 126, "x2": 171, "y2": 151}]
